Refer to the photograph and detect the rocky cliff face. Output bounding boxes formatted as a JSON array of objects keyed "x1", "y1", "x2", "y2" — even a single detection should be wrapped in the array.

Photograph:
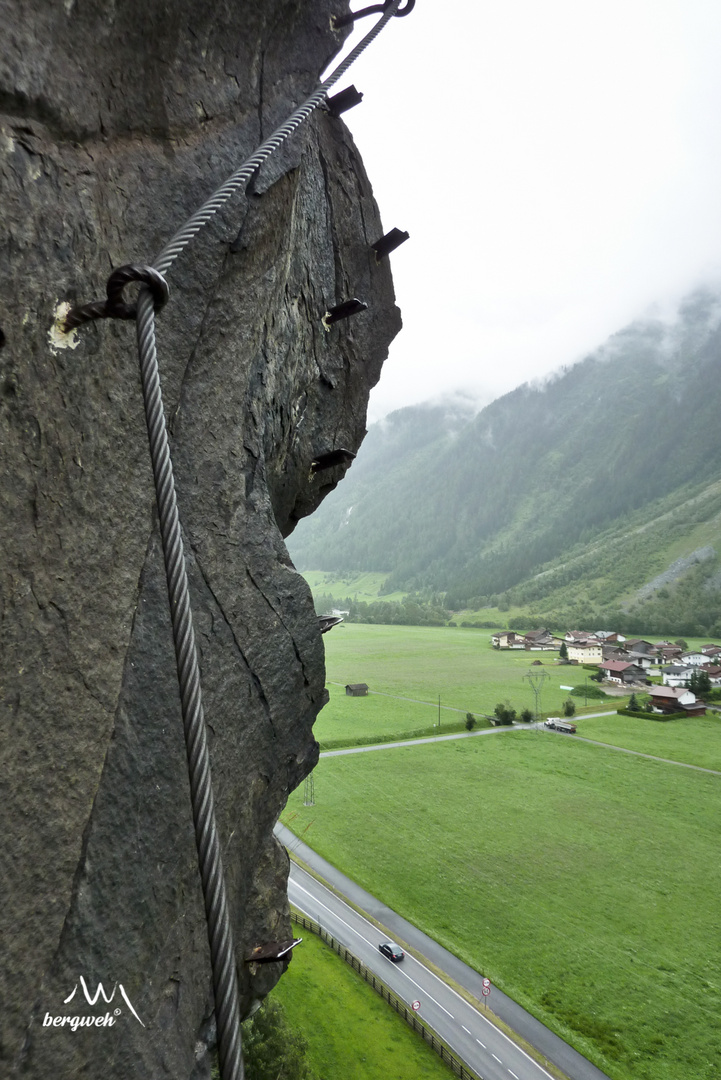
[{"x1": 0, "y1": 2, "x2": 400, "y2": 1076}]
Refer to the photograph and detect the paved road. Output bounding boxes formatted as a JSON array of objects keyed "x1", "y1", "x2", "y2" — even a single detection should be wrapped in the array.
[
  {"x1": 321, "y1": 725, "x2": 511, "y2": 757},
  {"x1": 321, "y1": 717, "x2": 721, "y2": 777},
  {"x1": 318, "y1": 715, "x2": 620, "y2": 758},
  {"x1": 277, "y1": 824, "x2": 612, "y2": 1080},
  {"x1": 289, "y1": 862, "x2": 555, "y2": 1080}
]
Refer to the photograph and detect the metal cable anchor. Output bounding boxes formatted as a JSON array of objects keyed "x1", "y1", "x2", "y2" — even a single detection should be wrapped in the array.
[
  {"x1": 322, "y1": 299, "x2": 368, "y2": 329},
  {"x1": 63, "y1": 265, "x2": 169, "y2": 331},
  {"x1": 372, "y1": 228, "x2": 409, "y2": 261},
  {"x1": 310, "y1": 448, "x2": 356, "y2": 472},
  {"x1": 333, "y1": 0, "x2": 415, "y2": 30},
  {"x1": 326, "y1": 85, "x2": 364, "y2": 116}
]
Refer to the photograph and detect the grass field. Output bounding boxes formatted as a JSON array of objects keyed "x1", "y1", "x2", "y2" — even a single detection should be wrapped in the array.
[
  {"x1": 573, "y1": 712, "x2": 721, "y2": 771},
  {"x1": 302, "y1": 570, "x2": 408, "y2": 603},
  {"x1": 314, "y1": 624, "x2": 620, "y2": 749},
  {"x1": 313, "y1": 689, "x2": 489, "y2": 750},
  {"x1": 283, "y1": 733, "x2": 721, "y2": 1080},
  {"x1": 271, "y1": 927, "x2": 452, "y2": 1080}
]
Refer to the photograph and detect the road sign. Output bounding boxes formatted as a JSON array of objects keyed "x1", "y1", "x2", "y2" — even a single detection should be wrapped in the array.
[
  {"x1": 482, "y1": 986, "x2": 491, "y2": 996},
  {"x1": 412, "y1": 1000, "x2": 421, "y2": 1011},
  {"x1": 482, "y1": 978, "x2": 490, "y2": 988}
]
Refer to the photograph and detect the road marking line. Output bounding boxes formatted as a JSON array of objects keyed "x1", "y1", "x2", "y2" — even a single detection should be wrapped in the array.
[
  {"x1": 398, "y1": 969, "x2": 454, "y2": 1018},
  {"x1": 509, "y1": 1071, "x2": 519, "y2": 1079},
  {"x1": 477, "y1": 1039, "x2": 486, "y2": 1048},
  {"x1": 291, "y1": 865, "x2": 557, "y2": 1078},
  {"x1": 291, "y1": 882, "x2": 377, "y2": 950},
  {"x1": 291, "y1": 879, "x2": 454, "y2": 1018},
  {"x1": 462, "y1": 1025, "x2": 471, "y2": 1034},
  {"x1": 493, "y1": 1054, "x2": 503, "y2": 1063}
]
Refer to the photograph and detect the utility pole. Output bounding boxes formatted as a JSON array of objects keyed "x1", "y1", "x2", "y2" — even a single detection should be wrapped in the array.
[
  {"x1": 524, "y1": 669, "x2": 550, "y2": 721},
  {"x1": 303, "y1": 771, "x2": 315, "y2": 807},
  {"x1": 438, "y1": 694, "x2": 441, "y2": 731}
]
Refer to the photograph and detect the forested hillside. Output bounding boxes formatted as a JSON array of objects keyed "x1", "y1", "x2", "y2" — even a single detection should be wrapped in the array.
[{"x1": 288, "y1": 289, "x2": 721, "y2": 634}]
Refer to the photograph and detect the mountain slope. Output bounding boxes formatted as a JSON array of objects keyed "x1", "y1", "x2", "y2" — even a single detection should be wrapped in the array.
[{"x1": 287, "y1": 289, "x2": 721, "y2": 631}]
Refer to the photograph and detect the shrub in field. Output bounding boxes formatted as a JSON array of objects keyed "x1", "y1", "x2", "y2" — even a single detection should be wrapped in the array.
[
  {"x1": 520, "y1": 708, "x2": 534, "y2": 722},
  {"x1": 570, "y1": 684, "x2": 607, "y2": 699},
  {"x1": 563, "y1": 698, "x2": 576, "y2": 717},
  {"x1": 465, "y1": 712, "x2": 477, "y2": 730},
  {"x1": 493, "y1": 703, "x2": 516, "y2": 725}
]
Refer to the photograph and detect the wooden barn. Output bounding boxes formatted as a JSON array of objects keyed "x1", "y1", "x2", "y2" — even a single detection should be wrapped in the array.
[{"x1": 345, "y1": 683, "x2": 369, "y2": 697}]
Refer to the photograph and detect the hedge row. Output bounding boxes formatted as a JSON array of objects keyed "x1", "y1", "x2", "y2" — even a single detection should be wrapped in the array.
[{"x1": 617, "y1": 708, "x2": 685, "y2": 722}]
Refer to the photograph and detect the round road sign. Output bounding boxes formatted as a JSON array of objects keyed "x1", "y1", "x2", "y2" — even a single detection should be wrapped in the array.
[
  {"x1": 482, "y1": 978, "x2": 490, "y2": 988},
  {"x1": 482, "y1": 986, "x2": 491, "y2": 996},
  {"x1": 412, "y1": 1000, "x2": 421, "y2": 1011}
]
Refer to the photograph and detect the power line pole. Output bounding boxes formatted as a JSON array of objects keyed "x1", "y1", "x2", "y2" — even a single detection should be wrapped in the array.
[
  {"x1": 524, "y1": 669, "x2": 550, "y2": 720},
  {"x1": 303, "y1": 771, "x2": 315, "y2": 807}
]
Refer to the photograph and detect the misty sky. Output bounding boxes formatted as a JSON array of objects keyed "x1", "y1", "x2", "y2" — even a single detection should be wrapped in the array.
[{"x1": 330, "y1": 0, "x2": 721, "y2": 422}]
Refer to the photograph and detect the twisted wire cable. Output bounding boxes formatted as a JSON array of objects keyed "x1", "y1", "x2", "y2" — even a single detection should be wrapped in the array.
[
  {"x1": 154, "y1": 0, "x2": 402, "y2": 275},
  {"x1": 136, "y1": 288, "x2": 244, "y2": 1080}
]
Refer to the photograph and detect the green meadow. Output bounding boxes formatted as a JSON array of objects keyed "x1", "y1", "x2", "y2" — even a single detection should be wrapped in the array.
[
  {"x1": 573, "y1": 712, "x2": 721, "y2": 771},
  {"x1": 302, "y1": 570, "x2": 407, "y2": 603},
  {"x1": 284, "y1": 732, "x2": 721, "y2": 1080},
  {"x1": 314, "y1": 623, "x2": 620, "y2": 748},
  {"x1": 312, "y1": 690, "x2": 487, "y2": 750},
  {"x1": 272, "y1": 929, "x2": 452, "y2": 1080}
]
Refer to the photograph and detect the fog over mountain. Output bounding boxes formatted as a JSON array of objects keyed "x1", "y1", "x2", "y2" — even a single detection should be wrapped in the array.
[{"x1": 288, "y1": 288, "x2": 721, "y2": 635}]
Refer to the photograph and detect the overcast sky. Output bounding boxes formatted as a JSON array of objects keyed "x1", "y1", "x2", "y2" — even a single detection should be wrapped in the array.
[{"x1": 329, "y1": 0, "x2": 721, "y2": 422}]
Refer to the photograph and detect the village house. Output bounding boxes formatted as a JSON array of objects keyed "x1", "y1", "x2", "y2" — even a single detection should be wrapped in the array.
[
  {"x1": 624, "y1": 639, "x2": 657, "y2": 657},
  {"x1": 566, "y1": 640, "x2": 604, "y2": 664},
  {"x1": 492, "y1": 631, "x2": 526, "y2": 649},
  {"x1": 681, "y1": 651, "x2": 711, "y2": 667},
  {"x1": 599, "y1": 660, "x2": 647, "y2": 685},
  {"x1": 703, "y1": 665, "x2": 721, "y2": 686},
  {"x1": 647, "y1": 686, "x2": 706, "y2": 716},
  {"x1": 601, "y1": 644, "x2": 626, "y2": 661},
  {"x1": 523, "y1": 629, "x2": 563, "y2": 650},
  {"x1": 625, "y1": 651, "x2": 657, "y2": 671},
  {"x1": 661, "y1": 665, "x2": 695, "y2": 687}
]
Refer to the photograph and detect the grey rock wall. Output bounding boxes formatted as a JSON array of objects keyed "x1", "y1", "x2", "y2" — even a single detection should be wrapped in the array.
[{"x1": 0, "y1": 2, "x2": 400, "y2": 1077}]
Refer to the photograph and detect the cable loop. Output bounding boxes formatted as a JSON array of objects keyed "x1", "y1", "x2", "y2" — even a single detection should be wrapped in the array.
[
  {"x1": 63, "y1": 265, "x2": 169, "y2": 331},
  {"x1": 333, "y1": 0, "x2": 414, "y2": 29}
]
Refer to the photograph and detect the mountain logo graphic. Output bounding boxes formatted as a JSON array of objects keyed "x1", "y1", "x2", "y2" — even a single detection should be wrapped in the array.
[{"x1": 42, "y1": 976, "x2": 146, "y2": 1031}]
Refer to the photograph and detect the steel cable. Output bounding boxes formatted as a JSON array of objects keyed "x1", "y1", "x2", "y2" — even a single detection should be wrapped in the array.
[
  {"x1": 130, "y1": 5, "x2": 406, "y2": 1079},
  {"x1": 154, "y1": 0, "x2": 403, "y2": 275},
  {"x1": 136, "y1": 287, "x2": 245, "y2": 1078}
]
